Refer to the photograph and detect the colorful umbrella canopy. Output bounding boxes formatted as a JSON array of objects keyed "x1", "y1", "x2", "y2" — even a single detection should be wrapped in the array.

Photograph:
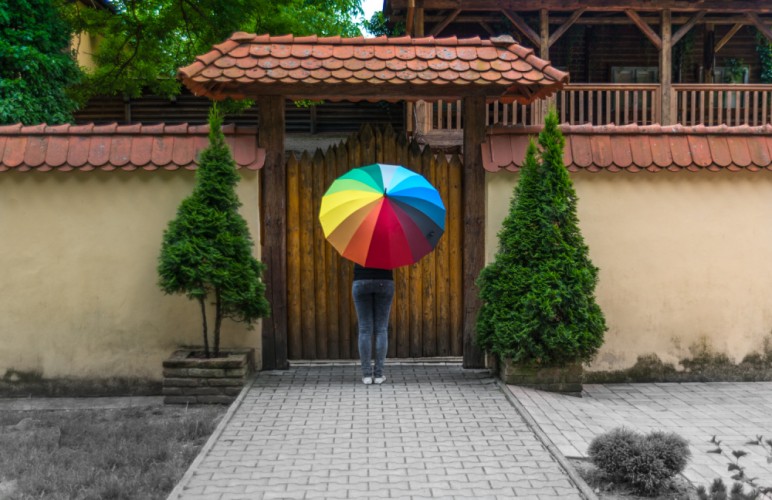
[{"x1": 319, "y1": 163, "x2": 445, "y2": 270}]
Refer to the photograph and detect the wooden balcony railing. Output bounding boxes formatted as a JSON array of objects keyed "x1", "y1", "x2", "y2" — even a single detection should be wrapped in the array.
[
  {"x1": 419, "y1": 84, "x2": 772, "y2": 134},
  {"x1": 555, "y1": 84, "x2": 661, "y2": 126},
  {"x1": 672, "y1": 84, "x2": 772, "y2": 127}
]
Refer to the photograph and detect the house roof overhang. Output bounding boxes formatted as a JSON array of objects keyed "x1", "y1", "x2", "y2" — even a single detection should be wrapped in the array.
[
  {"x1": 178, "y1": 33, "x2": 569, "y2": 104},
  {"x1": 483, "y1": 124, "x2": 772, "y2": 173},
  {"x1": 0, "y1": 123, "x2": 265, "y2": 172}
]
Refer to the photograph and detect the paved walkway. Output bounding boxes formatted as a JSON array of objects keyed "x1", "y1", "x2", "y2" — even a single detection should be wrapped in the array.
[
  {"x1": 169, "y1": 363, "x2": 585, "y2": 500},
  {"x1": 507, "y1": 381, "x2": 772, "y2": 488}
]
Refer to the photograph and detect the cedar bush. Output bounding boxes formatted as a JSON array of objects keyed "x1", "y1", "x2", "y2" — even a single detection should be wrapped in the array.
[
  {"x1": 589, "y1": 427, "x2": 691, "y2": 496},
  {"x1": 158, "y1": 105, "x2": 270, "y2": 358},
  {"x1": 475, "y1": 110, "x2": 606, "y2": 366}
]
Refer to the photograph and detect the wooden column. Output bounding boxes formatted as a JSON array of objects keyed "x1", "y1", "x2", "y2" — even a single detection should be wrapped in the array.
[
  {"x1": 703, "y1": 23, "x2": 715, "y2": 83},
  {"x1": 414, "y1": 8, "x2": 432, "y2": 136},
  {"x1": 540, "y1": 9, "x2": 551, "y2": 123},
  {"x1": 258, "y1": 96, "x2": 288, "y2": 370},
  {"x1": 660, "y1": 9, "x2": 673, "y2": 125},
  {"x1": 462, "y1": 95, "x2": 486, "y2": 369}
]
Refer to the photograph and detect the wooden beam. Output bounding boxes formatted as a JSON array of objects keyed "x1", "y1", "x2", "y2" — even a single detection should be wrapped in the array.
[
  {"x1": 461, "y1": 95, "x2": 486, "y2": 369},
  {"x1": 549, "y1": 7, "x2": 585, "y2": 47},
  {"x1": 747, "y1": 12, "x2": 772, "y2": 43},
  {"x1": 672, "y1": 10, "x2": 706, "y2": 45},
  {"x1": 423, "y1": 14, "x2": 772, "y2": 26},
  {"x1": 430, "y1": 9, "x2": 461, "y2": 36},
  {"x1": 540, "y1": 9, "x2": 550, "y2": 59},
  {"x1": 715, "y1": 23, "x2": 743, "y2": 53},
  {"x1": 387, "y1": 0, "x2": 772, "y2": 13},
  {"x1": 626, "y1": 9, "x2": 662, "y2": 49},
  {"x1": 479, "y1": 20, "x2": 496, "y2": 36},
  {"x1": 502, "y1": 9, "x2": 540, "y2": 46},
  {"x1": 660, "y1": 9, "x2": 673, "y2": 125},
  {"x1": 258, "y1": 95, "x2": 288, "y2": 370}
]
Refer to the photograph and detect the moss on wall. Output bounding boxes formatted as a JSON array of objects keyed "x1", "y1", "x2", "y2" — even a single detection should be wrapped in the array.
[
  {"x1": 0, "y1": 369, "x2": 161, "y2": 397},
  {"x1": 585, "y1": 336, "x2": 772, "y2": 383}
]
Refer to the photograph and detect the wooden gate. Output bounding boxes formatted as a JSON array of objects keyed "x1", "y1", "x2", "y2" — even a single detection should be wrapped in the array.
[{"x1": 285, "y1": 124, "x2": 464, "y2": 359}]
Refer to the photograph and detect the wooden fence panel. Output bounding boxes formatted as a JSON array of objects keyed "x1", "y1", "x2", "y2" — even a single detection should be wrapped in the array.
[{"x1": 286, "y1": 125, "x2": 464, "y2": 359}]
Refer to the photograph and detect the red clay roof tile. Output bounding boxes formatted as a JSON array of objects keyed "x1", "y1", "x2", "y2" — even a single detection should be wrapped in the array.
[
  {"x1": 0, "y1": 123, "x2": 264, "y2": 172},
  {"x1": 483, "y1": 124, "x2": 772, "y2": 173},
  {"x1": 179, "y1": 34, "x2": 568, "y2": 103}
]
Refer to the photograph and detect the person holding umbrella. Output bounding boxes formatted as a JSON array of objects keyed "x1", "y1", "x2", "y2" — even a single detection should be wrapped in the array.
[
  {"x1": 352, "y1": 263, "x2": 394, "y2": 384},
  {"x1": 319, "y1": 163, "x2": 446, "y2": 385}
]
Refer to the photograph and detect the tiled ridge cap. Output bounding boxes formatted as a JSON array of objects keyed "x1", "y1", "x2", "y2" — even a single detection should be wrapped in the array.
[
  {"x1": 0, "y1": 122, "x2": 264, "y2": 172},
  {"x1": 0, "y1": 122, "x2": 258, "y2": 136},
  {"x1": 488, "y1": 123, "x2": 772, "y2": 136},
  {"x1": 483, "y1": 123, "x2": 772, "y2": 173}
]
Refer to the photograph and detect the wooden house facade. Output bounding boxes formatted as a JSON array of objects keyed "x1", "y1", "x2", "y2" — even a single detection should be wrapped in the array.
[{"x1": 385, "y1": 0, "x2": 772, "y2": 134}]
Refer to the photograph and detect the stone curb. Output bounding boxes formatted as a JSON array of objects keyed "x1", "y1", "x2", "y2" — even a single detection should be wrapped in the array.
[
  {"x1": 496, "y1": 379, "x2": 599, "y2": 500},
  {"x1": 165, "y1": 372, "x2": 257, "y2": 500}
]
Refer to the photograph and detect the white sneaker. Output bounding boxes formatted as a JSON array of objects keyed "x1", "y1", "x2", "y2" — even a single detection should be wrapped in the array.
[
  {"x1": 374, "y1": 376, "x2": 386, "y2": 385},
  {"x1": 362, "y1": 377, "x2": 373, "y2": 385}
]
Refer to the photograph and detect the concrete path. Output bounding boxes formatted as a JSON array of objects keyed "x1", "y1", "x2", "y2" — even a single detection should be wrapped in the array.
[
  {"x1": 506, "y1": 381, "x2": 772, "y2": 489},
  {"x1": 169, "y1": 363, "x2": 585, "y2": 500}
]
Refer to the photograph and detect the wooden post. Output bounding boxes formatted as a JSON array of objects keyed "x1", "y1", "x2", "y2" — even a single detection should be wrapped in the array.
[
  {"x1": 462, "y1": 95, "x2": 486, "y2": 369},
  {"x1": 540, "y1": 9, "x2": 551, "y2": 123},
  {"x1": 704, "y1": 23, "x2": 715, "y2": 83},
  {"x1": 413, "y1": 8, "x2": 432, "y2": 137},
  {"x1": 660, "y1": 9, "x2": 673, "y2": 125},
  {"x1": 258, "y1": 96, "x2": 288, "y2": 370}
]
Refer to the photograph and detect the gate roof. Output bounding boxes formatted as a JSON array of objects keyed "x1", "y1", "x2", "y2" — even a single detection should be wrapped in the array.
[{"x1": 178, "y1": 34, "x2": 568, "y2": 103}]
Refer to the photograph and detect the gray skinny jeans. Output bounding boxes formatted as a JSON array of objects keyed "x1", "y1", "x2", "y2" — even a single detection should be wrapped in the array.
[{"x1": 352, "y1": 279, "x2": 394, "y2": 378}]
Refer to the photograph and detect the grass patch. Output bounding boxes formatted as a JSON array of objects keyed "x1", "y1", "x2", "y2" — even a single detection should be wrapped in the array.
[{"x1": 0, "y1": 405, "x2": 226, "y2": 499}]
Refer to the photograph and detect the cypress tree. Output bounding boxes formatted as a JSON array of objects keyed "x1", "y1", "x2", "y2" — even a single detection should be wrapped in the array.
[
  {"x1": 158, "y1": 105, "x2": 270, "y2": 358},
  {"x1": 476, "y1": 110, "x2": 606, "y2": 366}
]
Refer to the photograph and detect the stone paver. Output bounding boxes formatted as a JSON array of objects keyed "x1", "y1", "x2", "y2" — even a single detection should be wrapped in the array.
[
  {"x1": 507, "y1": 381, "x2": 772, "y2": 489},
  {"x1": 169, "y1": 364, "x2": 585, "y2": 500}
]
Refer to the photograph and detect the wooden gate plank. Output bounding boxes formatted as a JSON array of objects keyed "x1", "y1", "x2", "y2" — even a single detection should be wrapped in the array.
[
  {"x1": 286, "y1": 153, "x2": 302, "y2": 359},
  {"x1": 449, "y1": 153, "x2": 464, "y2": 356},
  {"x1": 336, "y1": 142, "x2": 353, "y2": 359},
  {"x1": 435, "y1": 153, "x2": 451, "y2": 356},
  {"x1": 407, "y1": 140, "x2": 424, "y2": 357},
  {"x1": 299, "y1": 151, "x2": 316, "y2": 359},
  {"x1": 324, "y1": 146, "x2": 340, "y2": 359},
  {"x1": 394, "y1": 133, "x2": 411, "y2": 358},
  {"x1": 421, "y1": 145, "x2": 437, "y2": 357},
  {"x1": 312, "y1": 149, "x2": 328, "y2": 359}
]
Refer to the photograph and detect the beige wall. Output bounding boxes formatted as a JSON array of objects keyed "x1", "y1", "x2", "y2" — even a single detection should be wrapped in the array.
[
  {"x1": 0, "y1": 170, "x2": 263, "y2": 380},
  {"x1": 72, "y1": 32, "x2": 98, "y2": 71},
  {"x1": 486, "y1": 171, "x2": 772, "y2": 371}
]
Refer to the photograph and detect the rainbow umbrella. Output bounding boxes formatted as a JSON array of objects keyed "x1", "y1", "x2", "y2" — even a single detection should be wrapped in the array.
[{"x1": 319, "y1": 163, "x2": 445, "y2": 270}]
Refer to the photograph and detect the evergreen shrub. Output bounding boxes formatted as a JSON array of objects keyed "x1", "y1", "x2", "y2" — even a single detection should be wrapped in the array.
[
  {"x1": 589, "y1": 427, "x2": 691, "y2": 496},
  {"x1": 158, "y1": 105, "x2": 270, "y2": 358},
  {"x1": 475, "y1": 110, "x2": 606, "y2": 366}
]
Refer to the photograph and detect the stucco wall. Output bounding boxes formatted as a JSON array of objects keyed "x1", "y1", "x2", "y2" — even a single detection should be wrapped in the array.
[
  {"x1": 486, "y1": 171, "x2": 772, "y2": 371},
  {"x1": 0, "y1": 170, "x2": 263, "y2": 380}
]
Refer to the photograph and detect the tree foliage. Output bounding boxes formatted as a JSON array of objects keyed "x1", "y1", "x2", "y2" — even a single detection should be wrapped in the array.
[
  {"x1": 0, "y1": 0, "x2": 82, "y2": 124},
  {"x1": 63, "y1": 0, "x2": 363, "y2": 100},
  {"x1": 158, "y1": 104, "x2": 270, "y2": 358},
  {"x1": 475, "y1": 110, "x2": 607, "y2": 366},
  {"x1": 362, "y1": 11, "x2": 405, "y2": 37}
]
